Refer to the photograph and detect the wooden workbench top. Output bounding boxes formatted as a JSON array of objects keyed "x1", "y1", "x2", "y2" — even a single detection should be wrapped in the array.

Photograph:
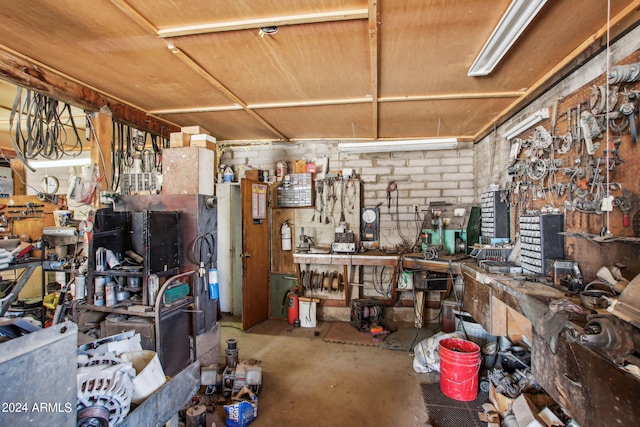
[{"x1": 293, "y1": 251, "x2": 401, "y2": 266}]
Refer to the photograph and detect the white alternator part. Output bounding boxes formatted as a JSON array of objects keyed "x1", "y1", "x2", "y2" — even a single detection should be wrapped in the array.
[{"x1": 77, "y1": 357, "x2": 135, "y2": 427}]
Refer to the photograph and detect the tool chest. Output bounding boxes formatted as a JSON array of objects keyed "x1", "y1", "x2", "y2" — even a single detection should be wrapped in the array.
[
  {"x1": 519, "y1": 213, "x2": 565, "y2": 275},
  {"x1": 481, "y1": 190, "x2": 510, "y2": 238}
]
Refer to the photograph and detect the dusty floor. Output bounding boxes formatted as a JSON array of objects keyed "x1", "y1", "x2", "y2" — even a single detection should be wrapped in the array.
[{"x1": 203, "y1": 316, "x2": 437, "y2": 427}]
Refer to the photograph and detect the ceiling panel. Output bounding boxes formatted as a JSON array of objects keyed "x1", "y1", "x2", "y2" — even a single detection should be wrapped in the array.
[
  {"x1": 258, "y1": 103, "x2": 373, "y2": 140},
  {"x1": 378, "y1": 98, "x2": 515, "y2": 139},
  {"x1": 0, "y1": 0, "x2": 233, "y2": 111},
  {"x1": 129, "y1": 0, "x2": 367, "y2": 29},
  {"x1": 0, "y1": 0, "x2": 638, "y2": 148},
  {"x1": 172, "y1": 20, "x2": 371, "y2": 104},
  {"x1": 159, "y1": 110, "x2": 280, "y2": 141},
  {"x1": 379, "y1": 0, "x2": 635, "y2": 97}
]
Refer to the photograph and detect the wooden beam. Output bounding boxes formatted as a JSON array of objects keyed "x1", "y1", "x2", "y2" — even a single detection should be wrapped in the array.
[
  {"x1": 9, "y1": 158, "x2": 25, "y2": 195},
  {"x1": 0, "y1": 45, "x2": 180, "y2": 137},
  {"x1": 472, "y1": 0, "x2": 640, "y2": 141},
  {"x1": 109, "y1": 0, "x2": 158, "y2": 35},
  {"x1": 91, "y1": 112, "x2": 114, "y2": 198},
  {"x1": 167, "y1": 43, "x2": 288, "y2": 140},
  {"x1": 368, "y1": 0, "x2": 379, "y2": 140},
  {"x1": 249, "y1": 97, "x2": 371, "y2": 109},
  {"x1": 151, "y1": 98, "x2": 372, "y2": 115},
  {"x1": 379, "y1": 91, "x2": 523, "y2": 102},
  {"x1": 158, "y1": 9, "x2": 369, "y2": 38},
  {"x1": 150, "y1": 105, "x2": 243, "y2": 115}
]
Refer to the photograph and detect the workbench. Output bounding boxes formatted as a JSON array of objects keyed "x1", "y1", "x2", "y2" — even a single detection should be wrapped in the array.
[{"x1": 458, "y1": 262, "x2": 639, "y2": 427}]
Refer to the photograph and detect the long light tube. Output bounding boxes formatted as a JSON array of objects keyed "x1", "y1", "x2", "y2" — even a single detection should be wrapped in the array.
[
  {"x1": 504, "y1": 108, "x2": 549, "y2": 140},
  {"x1": 29, "y1": 157, "x2": 92, "y2": 169},
  {"x1": 337, "y1": 138, "x2": 458, "y2": 153},
  {"x1": 468, "y1": 0, "x2": 547, "y2": 77}
]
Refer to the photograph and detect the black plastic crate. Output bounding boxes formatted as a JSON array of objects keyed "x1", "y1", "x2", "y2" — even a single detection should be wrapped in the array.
[{"x1": 350, "y1": 299, "x2": 385, "y2": 332}]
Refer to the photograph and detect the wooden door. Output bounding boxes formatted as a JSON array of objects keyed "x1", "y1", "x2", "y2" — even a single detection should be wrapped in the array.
[{"x1": 241, "y1": 179, "x2": 270, "y2": 330}]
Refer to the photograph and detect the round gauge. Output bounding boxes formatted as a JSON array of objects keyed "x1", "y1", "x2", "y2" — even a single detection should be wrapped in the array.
[
  {"x1": 41, "y1": 176, "x2": 59, "y2": 194},
  {"x1": 362, "y1": 208, "x2": 377, "y2": 224}
]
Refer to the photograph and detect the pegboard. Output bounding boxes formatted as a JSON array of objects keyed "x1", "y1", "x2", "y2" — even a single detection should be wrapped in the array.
[{"x1": 507, "y1": 49, "x2": 640, "y2": 280}]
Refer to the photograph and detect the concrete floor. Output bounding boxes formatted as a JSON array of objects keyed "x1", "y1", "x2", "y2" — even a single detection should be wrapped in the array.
[{"x1": 204, "y1": 316, "x2": 435, "y2": 427}]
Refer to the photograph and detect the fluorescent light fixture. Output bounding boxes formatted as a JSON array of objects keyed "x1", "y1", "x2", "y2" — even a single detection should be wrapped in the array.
[
  {"x1": 338, "y1": 138, "x2": 458, "y2": 153},
  {"x1": 504, "y1": 108, "x2": 549, "y2": 140},
  {"x1": 29, "y1": 157, "x2": 92, "y2": 169},
  {"x1": 468, "y1": 0, "x2": 547, "y2": 76}
]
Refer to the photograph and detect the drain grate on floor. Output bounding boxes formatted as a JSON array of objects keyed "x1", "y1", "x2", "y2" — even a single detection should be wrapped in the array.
[{"x1": 420, "y1": 383, "x2": 488, "y2": 427}]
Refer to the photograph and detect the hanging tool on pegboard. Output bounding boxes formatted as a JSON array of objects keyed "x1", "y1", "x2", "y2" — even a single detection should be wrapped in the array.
[{"x1": 613, "y1": 189, "x2": 633, "y2": 227}]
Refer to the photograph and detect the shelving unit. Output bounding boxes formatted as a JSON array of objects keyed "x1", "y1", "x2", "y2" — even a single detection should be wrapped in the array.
[
  {"x1": 86, "y1": 210, "x2": 180, "y2": 306},
  {"x1": 79, "y1": 208, "x2": 192, "y2": 376}
]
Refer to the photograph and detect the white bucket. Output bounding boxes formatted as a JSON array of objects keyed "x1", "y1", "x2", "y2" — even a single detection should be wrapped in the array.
[
  {"x1": 299, "y1": 298, "x2": 317, "y2": 328},
  {"x1": 121, "y1": 350, "x2": 166, "y2": 404}
]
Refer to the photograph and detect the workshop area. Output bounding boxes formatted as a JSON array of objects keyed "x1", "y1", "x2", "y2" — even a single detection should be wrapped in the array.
[{"x1": 1, "y1": 1, "x2": 640, "y2": 427}]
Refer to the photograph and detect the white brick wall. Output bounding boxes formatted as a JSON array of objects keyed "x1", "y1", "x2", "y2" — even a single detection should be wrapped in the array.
[{"x1": 219, "y1": 140, "x2": 477, "y2": 249}]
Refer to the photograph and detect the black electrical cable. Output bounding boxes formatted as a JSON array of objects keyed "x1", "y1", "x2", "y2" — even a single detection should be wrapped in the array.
[
  {"x1": 189, "y1": 232, "x2": 216, "y2": 268},
  {"x1": 10, "y1": 87, "x2": 83, "y2": 161}
]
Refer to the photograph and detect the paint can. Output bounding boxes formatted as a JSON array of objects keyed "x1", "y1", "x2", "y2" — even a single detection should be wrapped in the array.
[
  {"x1": 94, "y1": 293, "x2": 105, "y2": 306},
  {"x1": 94, "y1": 277, "x2": 106, "y2": 294},
  {"x1": 75, "y1": 275, "x2": 86, "y2": 300}
]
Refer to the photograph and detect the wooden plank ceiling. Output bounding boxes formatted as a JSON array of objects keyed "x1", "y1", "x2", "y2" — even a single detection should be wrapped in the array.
[{"x1": 0, "y1": 0, "x2": 639, "y2": 147}]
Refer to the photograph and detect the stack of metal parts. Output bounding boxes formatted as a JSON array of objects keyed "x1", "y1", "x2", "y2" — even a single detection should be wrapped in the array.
[
  {"x1": 488, "y1": 343, "x2": 541, "y2": 399},
  {"x1": 300, "y1": 269, "x2": 344, "y2": 294}
]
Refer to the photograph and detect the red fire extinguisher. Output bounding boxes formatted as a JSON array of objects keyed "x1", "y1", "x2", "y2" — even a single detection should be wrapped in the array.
[{"x1": 283, "y1": 287, "x2": 299, "y2": 325}]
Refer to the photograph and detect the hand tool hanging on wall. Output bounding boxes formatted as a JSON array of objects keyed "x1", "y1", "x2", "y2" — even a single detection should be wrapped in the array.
[
  {"x1": 386, "y1": 181, "x2": 397, "y2": 217},
  {"x1": 619, "y1": 90, "x2": 639, "y2": 143},
  {"x1": 339, "y1": 180, "x2": 346, "y2": 222},
  {"x1": 315, "y1": 179, "x2": 324, "y2": 223},
  {"x1": 613, "y1": 189, "x2": 633, "y2": 227},
  {"x1": 580, "y1": 110, "x2": 601, "y2": 155}
]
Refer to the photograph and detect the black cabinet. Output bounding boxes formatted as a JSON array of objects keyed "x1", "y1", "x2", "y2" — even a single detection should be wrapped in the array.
[
  {"x1": 519, "y1": 213, "x2": 564, "y2": 275},
  {"x1": 481, "y1": 190, "x2": 510, "y2": 239}
]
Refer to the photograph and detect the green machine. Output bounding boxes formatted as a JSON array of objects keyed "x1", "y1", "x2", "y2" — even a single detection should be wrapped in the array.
[{"x1": 420, "y1": 202, "x2": 481, "y2": 260}]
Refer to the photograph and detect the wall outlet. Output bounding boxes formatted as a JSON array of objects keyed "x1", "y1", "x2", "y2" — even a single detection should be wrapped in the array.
[{"x1": 413, "y1": 204, "x2": 419, "y2": 212}]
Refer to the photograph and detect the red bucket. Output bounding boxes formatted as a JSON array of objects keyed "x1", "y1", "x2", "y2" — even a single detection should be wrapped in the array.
[{"x1": 439, "y1": 338, "x2": 481, "y2": 401}]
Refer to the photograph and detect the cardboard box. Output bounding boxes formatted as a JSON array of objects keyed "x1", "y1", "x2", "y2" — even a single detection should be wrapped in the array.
[
  {"x1": 169, "y1": 132, "x2": 190, "y2": 148},
  {"x1": 162, "y1": 146, "x2": 215, "y2": 195},
  {"x1": 292, "y1": 159, "x2": 306, "y2": 173},
  {"x1": 189, "y1": 133, "x2": 217, "y2": 151},
  {"x1": 181, "y1": 125, "x2": 210, "y2": 135}
]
